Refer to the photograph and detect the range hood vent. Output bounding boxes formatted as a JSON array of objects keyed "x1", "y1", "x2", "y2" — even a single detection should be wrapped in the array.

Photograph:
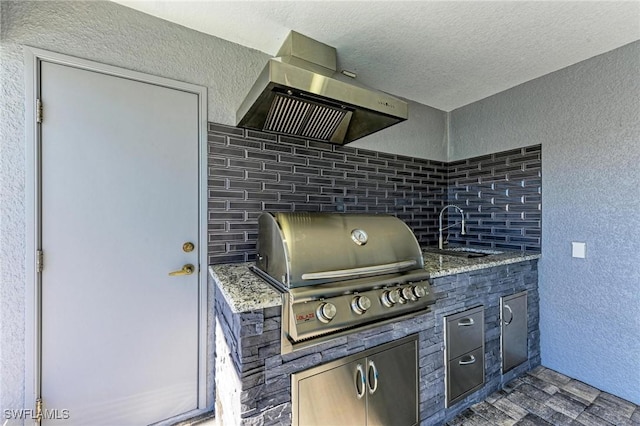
[
  {"x1": 264, "y1": 93, "x2": 352, "y2": 141},
  {"x1": 236, "y1": 31, "x2": 408, "y2": 145}
]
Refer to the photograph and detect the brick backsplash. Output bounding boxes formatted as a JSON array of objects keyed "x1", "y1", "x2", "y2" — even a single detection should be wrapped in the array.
[
  {"x1": 207, "y1": 123, "x2": 448, "y2": 264},
  {"x1": 445, "y1": 145, "x2": 542, "y2": 251},
  {"x1": 207, "y1": 123, "x2": 542, "y2": 263}
]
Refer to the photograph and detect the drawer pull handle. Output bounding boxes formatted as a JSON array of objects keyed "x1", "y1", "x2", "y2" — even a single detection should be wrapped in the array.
[
  {"x1": 503, "y1": 304, "x2": 514, "y2": 325},
  {"x1": 459, "y1": 355, "x2": 476, "y2": 365},
  {"x1": 458, "y1": 318, "x2": 475, "y2": 327}
]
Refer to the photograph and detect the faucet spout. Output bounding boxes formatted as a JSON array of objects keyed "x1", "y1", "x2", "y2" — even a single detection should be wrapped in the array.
[{"x1": 438, "y1": 205, "x2": 466, "y2": 250}]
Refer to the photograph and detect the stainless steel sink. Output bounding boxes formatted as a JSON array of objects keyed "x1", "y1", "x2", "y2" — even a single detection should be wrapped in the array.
[{"x1": 423, "y1": 247, "x2": 503, "y2": 258}]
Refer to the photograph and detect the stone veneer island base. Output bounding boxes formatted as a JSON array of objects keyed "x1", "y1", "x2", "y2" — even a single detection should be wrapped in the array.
[{"x1": 210, "y1": 252, "x2": 540, "y2": 425}]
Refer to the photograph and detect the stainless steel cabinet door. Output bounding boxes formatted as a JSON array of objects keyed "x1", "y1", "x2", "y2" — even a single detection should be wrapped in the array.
[
  {"x1": 501, "y1": 291, "x2": 528, "y2": 373},
  {"x1": 295, "y1": 358, "x2": 367, "y2": 426},
  {"x1": 367, "y1": 340, "x2": 418, "y2": 426}
]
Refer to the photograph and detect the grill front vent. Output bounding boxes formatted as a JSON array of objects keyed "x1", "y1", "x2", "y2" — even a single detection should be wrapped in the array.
[{"x1": 264, "y1": 94, "x2": 350, "y2": 142}]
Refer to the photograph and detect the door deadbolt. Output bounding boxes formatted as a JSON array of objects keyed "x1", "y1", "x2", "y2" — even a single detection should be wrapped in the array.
[{"x1": 182, "y1": 242, "x2": 195, "y2": 253}]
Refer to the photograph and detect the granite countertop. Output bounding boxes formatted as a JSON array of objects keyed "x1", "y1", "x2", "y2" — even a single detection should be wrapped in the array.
[
  {"x1": 422, "y1": 249, "x2": 541, "y2": 278},
  {"x1": 210, "y1": 263, "x2": 282, "y2": 313},
  {"x1": 210, "y1": 249, "x2": 541, "y2": 313}
]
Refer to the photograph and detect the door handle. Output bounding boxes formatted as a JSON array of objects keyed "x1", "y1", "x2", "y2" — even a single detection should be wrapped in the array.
[
  {"x1": 503, "y1": 304, "x2": 514, "y2": 325},
  {"x1": 367, "y1": 360, "x2": 379, "y2": 395},
  {"x1": 355, "y1": 364, "x2": 366, "y2": 399},
  {"x1": 169, "y1": 264, "x2": 195, "y2": 276}
]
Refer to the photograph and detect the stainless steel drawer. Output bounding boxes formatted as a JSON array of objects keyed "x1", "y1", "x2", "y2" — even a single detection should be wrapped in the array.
[
  {"x1": 445, "y1": 306, "x2": 484, "y2": 360},
  {"x1": 446, "y1": 347, "x2": 484, "y2": 405}
]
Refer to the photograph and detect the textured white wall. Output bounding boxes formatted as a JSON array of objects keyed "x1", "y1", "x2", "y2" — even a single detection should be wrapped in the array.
[
  {"x1": 0, "y1": 0, "x2": 446, "y2": 413},
  {"x1": 450, "y1": 41, "x2": 640, "y2": 404}
]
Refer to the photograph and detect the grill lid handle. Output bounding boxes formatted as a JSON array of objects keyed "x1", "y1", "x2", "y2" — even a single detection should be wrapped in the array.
[{"x1": 301, "y1": 260, "x2": 418, "y2": 281}]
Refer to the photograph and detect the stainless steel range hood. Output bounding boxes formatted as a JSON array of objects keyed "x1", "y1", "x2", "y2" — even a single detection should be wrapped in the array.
[{"x1": 236, "y1": 31, "x2": 408, "y2": 145}]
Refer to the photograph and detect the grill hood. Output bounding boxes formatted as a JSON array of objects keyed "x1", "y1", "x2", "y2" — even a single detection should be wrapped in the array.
[
  {"x1": 236, "y1": 31, "x2": 408, "y2": 145},
  {"x1": 256, "y1": 212, "x2": 424, "y2": 288}
]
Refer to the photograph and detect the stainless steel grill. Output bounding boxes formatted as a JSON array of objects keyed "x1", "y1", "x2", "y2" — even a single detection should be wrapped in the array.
[{"x1": 252, "y1": 212, "x2": 436, "y2": 353}]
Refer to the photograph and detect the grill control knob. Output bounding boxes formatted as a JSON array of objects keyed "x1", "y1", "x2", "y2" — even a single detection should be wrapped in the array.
[
  {"x1": 351, "y1": 295, "x2": 372, "y2": 315},
  {"x1": 402, "y1": 286, "x2": 418, "y2": 302},
  {"x1": 316, "y1": 302, "x2": 337, "y2": 323},
  {"x1": 381, "y1": 289, "x2": 401, "y2": 307},
  {"x1": 413, "y1": 285, "x2": 427, "y2": 298}
]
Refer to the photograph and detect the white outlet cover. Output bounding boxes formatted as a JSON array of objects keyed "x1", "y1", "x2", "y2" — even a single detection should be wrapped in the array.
[{"x1": 572, "y1": 242, "x2": 586, "y2": 258}]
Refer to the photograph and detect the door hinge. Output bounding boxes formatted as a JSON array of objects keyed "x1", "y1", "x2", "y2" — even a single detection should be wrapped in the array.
[
  {"x1": 35, "y1": 397, "x2": 43, "y2": 422},
  {"x1": 36, "y1": 98, "x2": 43, "y2": 123},
  {"x1": 36, "y1": 249, "x2": 44, "y2": 273}
]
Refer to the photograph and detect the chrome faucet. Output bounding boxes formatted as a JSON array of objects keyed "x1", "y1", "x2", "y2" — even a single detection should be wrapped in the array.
[{"x1": 438, "y1": 205, "x2": 466, "y2": 249}]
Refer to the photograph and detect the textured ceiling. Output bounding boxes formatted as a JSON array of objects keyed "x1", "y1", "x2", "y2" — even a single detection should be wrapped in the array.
[{"x1": 112, "y1": 1, "x2": 640, "y2": 111}]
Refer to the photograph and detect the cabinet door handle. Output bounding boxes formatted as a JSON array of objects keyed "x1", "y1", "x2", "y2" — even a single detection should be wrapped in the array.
[
  {"x1": 459, "y1": 355, "x2": 476, "y2": 365},
  {"x1": 457, "y1": 318, "x2": 475, "y2": 326},
  {"x1": 367, "y1": 360, "x2": 379, "y2": 395},
  {"x1": 503, "y1": 304, "x2": 514, "y2": 325},
  {"x1": 354, "y1": 364, "x2": 366, "y2": 399}
]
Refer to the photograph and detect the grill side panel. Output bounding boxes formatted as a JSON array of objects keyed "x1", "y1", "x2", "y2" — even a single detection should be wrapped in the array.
[{"x1": 256, "y1": 213, "x2": 290, "y2": 286}]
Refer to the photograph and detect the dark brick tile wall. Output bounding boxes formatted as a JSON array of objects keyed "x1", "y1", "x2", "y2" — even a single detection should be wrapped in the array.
[
  {"x1": 446, "y1": 145, "x2": 542, "y2": 252},
  {"x1": 207, "y1": 123, "x2": 448, "y2": 264},
  {"x1": 207, "y1": 123, "x2": 542, "y2": 264}
]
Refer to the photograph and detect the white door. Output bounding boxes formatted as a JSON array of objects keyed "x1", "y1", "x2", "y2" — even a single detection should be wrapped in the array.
[{"x1": 40, "y1": 61, "x2": 201, "y2": 425}]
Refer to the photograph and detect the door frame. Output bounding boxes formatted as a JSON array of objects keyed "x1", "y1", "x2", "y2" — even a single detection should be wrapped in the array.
[{"x1": 24, "y1": 47, "x2": 211, "y2": 422}]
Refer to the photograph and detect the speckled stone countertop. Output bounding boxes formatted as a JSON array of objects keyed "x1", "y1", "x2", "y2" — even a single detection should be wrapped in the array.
[
  {"x1": 210, "y1": 249, "x2": 541, "y2": 313},
  {"x1": 209, "y1": 263, "x2": 282, "y2": 313},
  {"x1": 422, "y1": 249, "x2": 541, "y2": 278}
]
